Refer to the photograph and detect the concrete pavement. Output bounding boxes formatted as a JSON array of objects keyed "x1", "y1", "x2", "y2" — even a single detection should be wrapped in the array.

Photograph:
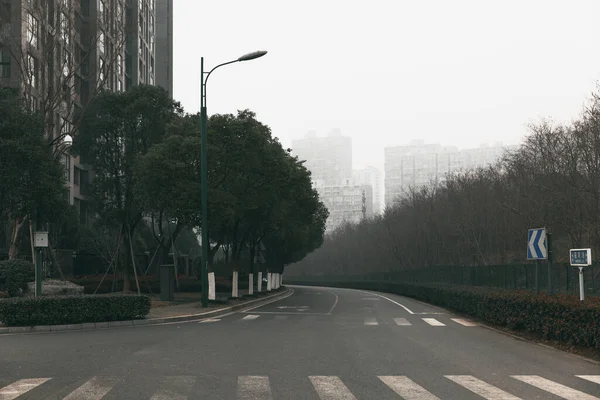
[{"x1": 0, "y1": 285, "x2": 599, "y2": 399}]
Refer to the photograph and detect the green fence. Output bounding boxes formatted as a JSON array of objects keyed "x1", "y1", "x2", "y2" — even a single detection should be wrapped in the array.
[{"x1": 287, "y1": 263, "x2": 600, "y2": 296}]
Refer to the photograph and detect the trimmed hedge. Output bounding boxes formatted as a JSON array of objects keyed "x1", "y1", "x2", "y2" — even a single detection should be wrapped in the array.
[
  {"x1": 0, "y1": 259, "x2": 35, "y2": 297},
  {"x1": 0, "y1": 294, "x2": 151, "y2": 326},
  {"x1": 287, "y1": 280, "x2": 600, "y2": 349}
]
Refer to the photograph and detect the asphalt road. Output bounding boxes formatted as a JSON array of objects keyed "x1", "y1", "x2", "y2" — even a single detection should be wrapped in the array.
[{"x1": 1, "y1": 285, "x2": 599, "y2": 399}]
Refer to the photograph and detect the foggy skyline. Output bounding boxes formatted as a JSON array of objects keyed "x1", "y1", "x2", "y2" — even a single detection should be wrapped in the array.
[{"x1": 173, "y1": 0, "x2": 600, "y2": 173}]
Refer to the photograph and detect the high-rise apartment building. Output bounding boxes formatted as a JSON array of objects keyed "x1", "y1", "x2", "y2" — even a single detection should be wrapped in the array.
[
  {"x1": 154, "y1": 0, "x2": 172, "y2": 96},
  {"x1": 353, "y1": 166, "x2": 382, "y2": 215},
  {"x1": 0, "y1": 0, "x2": 165, "y2": 223},
  {"x1": 384, "y1": 140, "x2": 517, "y2": 207},
  {"x1": 313, "y1": 180, "x2": 373, "y2": 234},
  {"x1": 292, "y1": 129, "x2": 353, "y2": 185}
]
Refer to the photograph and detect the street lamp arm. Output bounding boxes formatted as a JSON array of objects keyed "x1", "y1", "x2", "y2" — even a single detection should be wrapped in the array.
[{"x1": 203, "y1": 59, "x2": 239, "y2": 88}]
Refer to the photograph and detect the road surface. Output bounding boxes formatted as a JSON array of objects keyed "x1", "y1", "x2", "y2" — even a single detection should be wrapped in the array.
[{"x1": 0, "y1": 285, "x2": 599, "y2": 399}]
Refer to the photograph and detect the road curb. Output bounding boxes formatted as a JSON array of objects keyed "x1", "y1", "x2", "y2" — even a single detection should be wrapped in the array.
[{"x1": 0, "y1": 287, "x2": 291, "y2": 335}]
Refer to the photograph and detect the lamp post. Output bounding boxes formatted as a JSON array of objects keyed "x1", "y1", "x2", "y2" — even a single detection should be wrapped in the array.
[{"x1": 200, "y1": 50, "x2": 267, "y2": 307}]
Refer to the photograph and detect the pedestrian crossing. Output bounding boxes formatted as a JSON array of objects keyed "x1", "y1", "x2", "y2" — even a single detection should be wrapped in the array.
[
  {"x1": 226, "y1": 314, "x2": 477, "y2": 328},
  {"x1": 1, "y1": 374, "x2": 598, "y2": 399}
]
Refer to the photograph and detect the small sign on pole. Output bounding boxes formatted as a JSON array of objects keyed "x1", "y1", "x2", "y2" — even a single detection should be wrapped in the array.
[
  {"x1": 34, "y1": 231, "x2": 49, "y2": 248},
  {"x1": 570, "y1": 248, "x2": 592, "y2": 302}
]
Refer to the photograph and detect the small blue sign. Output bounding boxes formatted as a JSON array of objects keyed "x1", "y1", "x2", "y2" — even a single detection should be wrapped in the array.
[
  {"x1": 527, "y1": 228, "x2": 547, "y2": 260},
  {"x1": 570, "y1": 248, "x2": 591, "y2": 266}
]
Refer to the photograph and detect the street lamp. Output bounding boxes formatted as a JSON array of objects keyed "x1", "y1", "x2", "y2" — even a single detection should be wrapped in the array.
[{"x1": 200, "y1": 50, "x2": 268, "y2": 307}]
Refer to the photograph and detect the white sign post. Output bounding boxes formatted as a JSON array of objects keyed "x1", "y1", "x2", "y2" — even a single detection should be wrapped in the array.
[
  {"x1": 33, "y1": 231, "x2": 48, "y2": 297},
  {"x1": 569, "y1": 248, "x2": 591, "y2": 302}
]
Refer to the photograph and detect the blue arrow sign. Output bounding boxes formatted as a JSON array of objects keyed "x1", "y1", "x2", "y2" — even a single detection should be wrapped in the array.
[{"x1": 527, "y1": 228, "x2": 547, "y2": 260}]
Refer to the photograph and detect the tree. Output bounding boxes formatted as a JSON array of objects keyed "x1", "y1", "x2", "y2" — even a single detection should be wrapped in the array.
[
  {"x1": 0, "y1": 87, "x2": 67, "y2": 260},
  {"x1": 73, "y1": 85, "x2": 183, "y2": 291}
]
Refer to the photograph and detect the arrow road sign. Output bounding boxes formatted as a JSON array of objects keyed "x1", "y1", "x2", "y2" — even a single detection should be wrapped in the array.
[{"x1": 527, "y1": 228, "x2": 548, "y2": 260}]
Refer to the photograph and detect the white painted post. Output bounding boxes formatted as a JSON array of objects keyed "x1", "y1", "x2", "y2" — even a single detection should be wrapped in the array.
[
  {"x1": 267, "y1": 273, "x2": 272, "y2": 291},
  {"x1": 579, "y1": 267, "x2": 585, "y2": 302},
  {"x1": 276, "y1": 273, "x2": 280, "y2": 289},
  {"x1": 208, "y1": 272, "x2": 216, "y2": 300},
  {"x1": 258, "y1": 272, "x2": 263, "y2": 292},
  {"x1": 248, "y1": 273, "x2": 253, "y2": 295},
  {"x1": 232, "y1": 271, "x2": 239, "y2": 298}
]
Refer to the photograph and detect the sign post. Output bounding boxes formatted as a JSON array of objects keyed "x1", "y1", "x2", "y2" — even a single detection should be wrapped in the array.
[
  {"x1": 569, "y1": 248, "x2": 591, "y2": 302},
  {"x1": 527, "y1": 228, "x2": 548, "y2": 294},
  {"x1": 33, "y1": 231, "x2": 48, "y2": 297}
]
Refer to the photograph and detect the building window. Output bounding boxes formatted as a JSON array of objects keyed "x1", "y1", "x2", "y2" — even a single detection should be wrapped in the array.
[
  {"x1": 0, "y1": 50, "x2": 10, "y2": 78},
  {"x1": 139, "y1": 37, "x2": 143, "y2": 56},
  {"x1": 74, "y1": 167, "x2": 80, "y2": 185},
  {"x1": 27, "y1": 13, "x2": 39, "y2": 48},
  {"x1": 98, "y1": 57, "x2": 105, "y2": 82},
  {"x1": 62, "y1": 154, "x2": 71, "y2": 182},
  {"x1": 98, "y1": 0, "x2": 105, "y2": 25},
  {"x1": 117, "y1": 54, "x2": 122, "y2": 75},
  {"x1": 61, "y1": 12, "x2": 70, "y2": 46},
  {"x1": 116, "y1": 2, "x2": 123, "y2": 27},
  {"x1": 27, "y1": 54, "x2": 38, "y2": 88},
  {"x1": 62, "y1": 48, "x2": 71, "y2": 77},
  {"x1": 150, "y1": 35, "x2": 154, "y2": 53},
  {"x1": 98, "y1": 30, "x2": 105, "y2": 53},
  {"x1": 24, "y1": 93, "x2": 38, "y2": 112}
]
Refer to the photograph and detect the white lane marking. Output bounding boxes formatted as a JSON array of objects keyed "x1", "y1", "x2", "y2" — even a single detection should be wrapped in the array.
[
  {"x1": 309, "y1": 376, "x2": 358, "y2": 400},
  {"x1": 422, "y1": 318, "x2": 445, "y2": 326},
  {"x1": 239, "y1": 289, "x2": 295, "y2": 312},
  {"x1": 63, "y1": 376, "x2": 120, "y2": 400},
  {"x1": 327, "y1": 292, "x2": 339, "y2": 315},
  {"x1": 379, "y1": 376, "x2": 440, "y2": 400},
  {"x1": 394, "y1": 318, "x2": 412, "y2": 326},
  {"x1": 150, "y1": 376, "x2": 196, "y2": 400},
  {"x1": 242, "y1": 314, "x2": 260, "y2": 320},
  {"x1": 446, "y1": 375, "x2": 521, "y2": 399},
  {"x1": 238, "y1": 376, "x2": 273, "y2": 400},
  {"x1": 356, "y1": 290, "x2": 415, "y2": 314},
  {"x1": 0, "y1": 378, "x2": 51, "y2": 400},
  {"x1": 577, "y1": 375, "x2": 600, "y2": 384},
  {"x1": 451, "y1": 318, "x2": 477, "y2": 327},
  {"x1": 198, "y1": 318, "x2": 221, "y2": 323},
  {"x1": 364, "y1": 317, "x2": 379, "y2": 326},
  {"x1": 512, "y1": 375, "x2": 600, "y2": 400}
]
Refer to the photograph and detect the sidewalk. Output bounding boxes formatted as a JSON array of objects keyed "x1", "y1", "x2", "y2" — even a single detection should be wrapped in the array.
[{"x1": 0, "y1": 288, "x2": 289, "y2": 334}]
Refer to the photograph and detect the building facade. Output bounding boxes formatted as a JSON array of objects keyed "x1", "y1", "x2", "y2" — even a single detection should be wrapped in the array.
[
  {"x1": 0, "y1": 0, "x2": 166, "y2": 224},
  {"x1": 291, "y1": 129, "x2": 353, "y2": 185},
  {"x1": 353, "y1": 166, "x2": 382, "y2": 215},
  {"x1": 154, "y1": 0, "x2": 172, "y2": 96},
  {"x1": 313, "y1": 180, "x2": 373, "y2": 234},
  {"x1": 384, "y1": 140, "x2": 517, "y2": 207}
]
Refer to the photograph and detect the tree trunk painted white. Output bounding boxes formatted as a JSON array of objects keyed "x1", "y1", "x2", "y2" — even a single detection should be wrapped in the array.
[
  {"x1": 267, "y1": 273, "x2": 272, "y2": 291},
  {"x1": 208, "y1": 272, "x2": 216, "y2": 300},
  {"x1": 257, "y1": 272, "x2": 263, "y2": 292},
  {"x1": 274, "y1": 273, "x2": 279, "y2": 289},
  {"x1": 232, "y1": 271, "x2": 239, "y2": 298},
  {"x1": 248, "y1": 273, "x2": 254, "y2": 295},
  {"x1": 280, "y1": 274, "x2": 283, "y2": 287}
]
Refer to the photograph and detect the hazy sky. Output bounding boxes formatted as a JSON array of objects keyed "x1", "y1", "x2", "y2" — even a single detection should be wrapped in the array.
[{"x1": 173, "y1": 0, "x2": 600, "y2": 171}]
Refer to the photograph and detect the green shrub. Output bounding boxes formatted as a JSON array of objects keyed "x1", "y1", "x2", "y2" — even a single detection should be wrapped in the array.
[
  {"x1": 0, "y1": 294, "x2": 151, "y2": 326},
  {"x1": 0, "y1": 259, "x2": 35, "y2": 297}
]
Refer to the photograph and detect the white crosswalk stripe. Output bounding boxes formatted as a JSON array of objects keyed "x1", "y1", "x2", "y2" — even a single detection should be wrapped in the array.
[
  {"x1": 394, "y1": 318, "x2": 412, "y2": 326},
  {"x1": 446, "y1": 375, "x2": 521, "y2": 399},
  {"x1": 0, "y1": 378, "x2": 50, "y2": 400},
  {"x1": 150, "y1": 376, "x2": 196, "y2": 400},
  {"x1": 451, "y1": 318, "x2": 477, "y2": 327},
  {"x1": 422, "y1": 318, "x2": 445, "y2": 326},
  {"x1": 379, "y1": 376, "x2": 439, "y2": 399},
  {"x1": 364, "y1": 317, "x2": 379, "y2": 325},
  {"x1": 63, "y1": 376, "x2": 120, "y2": 400},
  {"x1": 1, "y1": 374, "x2": 598, "y2": 399},
  {"x1": 237, "y1": 376, "x2": 273, "y2": 400},
  {"x1": 577, "y1": 375, "x2": 600, "y2": 384},
  {"x1": 512, "y1": 375, "x2": 600, "y2": 400},
  {"x1": 309, "y1": 376, "x2": 357, "y2": 400}
]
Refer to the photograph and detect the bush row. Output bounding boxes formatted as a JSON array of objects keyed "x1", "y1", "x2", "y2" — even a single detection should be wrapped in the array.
[
  {"x1": 0, "y1": 294, "x2": 151, "y2": 326},
  {"x1": 0, "y1": 260, "x2": 35, "y2": 297},
  {"x1": 287, "y1": 280, "x2": 600, "y2": 349}
]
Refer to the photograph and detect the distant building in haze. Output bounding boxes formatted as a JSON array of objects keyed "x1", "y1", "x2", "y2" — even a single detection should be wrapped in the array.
[{"x1": 353, "y1": 166, "x2": 382, "y2": 215}]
